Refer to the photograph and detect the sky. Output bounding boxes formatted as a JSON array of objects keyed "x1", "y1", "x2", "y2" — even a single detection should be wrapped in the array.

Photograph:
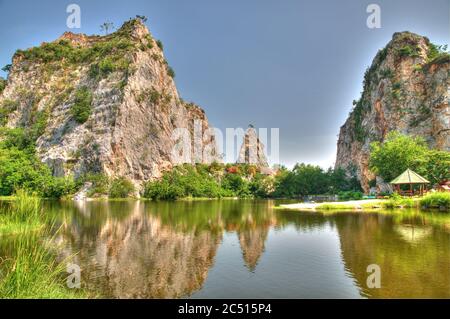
[{"x1": 0, "y1": 0, "x2": 448, "y2": 168}]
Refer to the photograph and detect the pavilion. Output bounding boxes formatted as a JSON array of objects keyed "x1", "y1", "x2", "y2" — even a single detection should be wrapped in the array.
[{"x1": 390, "y1": 169, "x2": 430, "y2": 196}]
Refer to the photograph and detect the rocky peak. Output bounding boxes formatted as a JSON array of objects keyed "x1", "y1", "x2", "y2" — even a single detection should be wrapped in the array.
[
  {"x1": 0, "y1": 18, "x2": 220, "y2": 190},
  {"x1": 335, "y1": 31, "x2": 449, "y2": 192},
  {"x1": 237, "y1": 126, "x2": 269, "y2": 167}
]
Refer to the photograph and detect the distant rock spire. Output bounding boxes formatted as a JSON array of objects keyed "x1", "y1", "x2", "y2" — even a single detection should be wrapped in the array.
[{"x1": 237, "y1": 126, "x2": 269, "y2": 167}]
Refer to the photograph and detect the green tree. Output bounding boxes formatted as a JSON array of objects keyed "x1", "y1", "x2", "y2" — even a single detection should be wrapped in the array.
[
  {"x1": 70, "y1": 87, "x2": 93, "y2": 123},
  {"x1": 100, "y1": 22, "x2": 115, "y2": 35},
  {"x1": 369, "y1": 131, "x2": 449, "y2": 185},
  {"x1": 109, "y1": 177, "x2": 135, "y2": 198},
  {"x1": 422, "y1": 149, "x2": 450, "y2": 185},
  {"x1": 369, "y1": 131, "x2": 428, "y2": 182}
]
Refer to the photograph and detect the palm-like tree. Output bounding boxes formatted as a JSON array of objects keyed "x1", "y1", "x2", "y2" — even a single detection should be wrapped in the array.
[{"x1": 100, "y1": 22, "x2": 115, "y2": 35}]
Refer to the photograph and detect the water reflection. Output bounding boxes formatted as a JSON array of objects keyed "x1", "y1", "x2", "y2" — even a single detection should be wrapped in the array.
[{"x1": 43, "y1": 200, "x2": 450, "y2": 298}]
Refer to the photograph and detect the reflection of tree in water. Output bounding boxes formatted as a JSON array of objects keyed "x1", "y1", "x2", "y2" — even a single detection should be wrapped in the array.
[
  {"x1": 274, "y1": 209, "x2": 450, "y2": 298},
  {"x1": 331, "y1": 211, "x2": 450, "y2": 298},
  {"x1": 46, "y1": 200, "x2": 450, "y2": 299}
]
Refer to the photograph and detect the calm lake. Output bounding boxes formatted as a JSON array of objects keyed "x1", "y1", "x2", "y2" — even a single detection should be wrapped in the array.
[{"x1": 19, "y1": 200, "x2": 450, "y2": 298}]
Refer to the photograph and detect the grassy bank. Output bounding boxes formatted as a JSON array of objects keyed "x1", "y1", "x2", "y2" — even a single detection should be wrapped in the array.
[
  {"x1": 420, "y1": 192, "x2": 450, "y2": 210},
  {"x1": 0, "y1": 191, "x2": 86, "y2": 298},
  {"x1": 278, "y1": 192, "x2": 450, "y2": 212}
]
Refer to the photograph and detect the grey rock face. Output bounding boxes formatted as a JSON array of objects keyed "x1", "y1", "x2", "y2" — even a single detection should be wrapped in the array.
[
  {"x1": 0, "y1": 19, "x2": 220, "y2": 190},
  {"x1": 237, "y1": 127, "x2": 269, "y2": 167},
  {"x1": 335, "y1": 32, "x2": 449, "y2": 192}
]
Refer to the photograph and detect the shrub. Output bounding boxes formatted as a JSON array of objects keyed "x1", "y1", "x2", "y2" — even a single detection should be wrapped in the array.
[
  {"x1": 29, "y1": 109, "x2": 49, "y2": 140},
  {"x1": 42, "y1": 177, "x2": 77, "y2": 199},
  {"x1": 167, "y1": 66, "x2": 175, "y2": 78},
  {"x1": 138, "y1": 88, "x2": 161, "y2": 105},
  {"x1": 0, "y1": 145, "x2": 53, "y2": 196},
  {"x1": 109, "y1": 177, "x2": 135, "y2": 198},
  {"x1": 82, "y1": 173, "x2": 110, "y2": 197},
  {"x1": 338, "y1": 191, "x2": 363, "y2": 201},
  {"x1": 70, "y1": 87, "x2": 92, "y2": 123},
  {"x1": 427, "y1": 43, "x2": 449, "y2": 64},
  {"x1": 420, "y1": 192, "x2": 450, "y2": 210},
  {"x1": 0, "y1": 99, "x2": 20, "y2": 126},
  {"x1": 379, "y1": 68, "x2": 394, "y2": 79},
  {"x1": 351, "y1": 99, "x2": 366, "y2": 142},
  {"x1": 0, "y1": 77, "x2": 6, "y2": 94},
  {"x1": 384, "y1": 193, "x2": 415, "y2": 208},
  {"x1": 397, "y1": 45, "x2": 420, "y2": 58},
  {"x1": 156, "y1": 40, "x2": 164, "y2": 50}
]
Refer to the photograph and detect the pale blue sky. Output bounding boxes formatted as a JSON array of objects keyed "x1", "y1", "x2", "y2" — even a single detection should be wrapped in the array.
[{"x1": 0, "y1": 0, "x2": 448, "y2": 167}]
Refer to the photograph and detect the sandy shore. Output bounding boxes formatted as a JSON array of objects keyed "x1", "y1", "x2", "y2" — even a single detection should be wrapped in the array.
[{"x1": 279, "y1": 199, "x2": 385, "y2": 210}]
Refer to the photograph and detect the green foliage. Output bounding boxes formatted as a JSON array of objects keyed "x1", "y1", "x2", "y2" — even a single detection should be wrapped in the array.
[
  {"x1": 384, "y1": 192, "x2": 415, "y2": 208},
  {"x1": 427, "y1": 43, "x2": 449, "y2": 64},
  {"x1": 167, "y1": 66, "x2": 175, "y2": 78},
  {"x1": 272, "y1": 164, "x2": 361, "y2": 199},
  {"x1": 70, "y1": 87, "x2": 92, "y2": 123},
  {"x1": 0, "y1": 149, "x2": 50, "y2": 196},
  {"x1": 338, "y1": 191, "x2": 363, "y2": 201},
  {"x1": 0, "y1": 128, "x2": 79, "y2": 198},
  {"x1": 137, "y1": 87, "x2": 162, "y2": 105},
  {"x1": 100, "y1": 22, "x2": 115, "y2": 35},
  {"x1": 41, "y1": 177, "x2": 77, "y2": 199},
  {"x1": 109, "y1": 177, "x2": 135, "y2": 198},
  {"x1": 422, "y1": 150, "x2": 450, "y2": 185},
  {"x1": 156, "y1": 40, "x2": 164, "y2": 50},
  {"x1": 0, "y1": 77, "x2": 6, "y2": 94},
  {"x1": 379, "y1": 68, "x2": 394, "y2": 79},
  {"x1": 351, "y1": 99, "x2": 366, "y2": 142},
  {"x1": 1, "y1": 64, "x2": 12, "y2": 73},
  {"x1": 397, "y1": 45, "x2": 420, "y2": 58},
  {"x1": 143, "y1": 164, "x2": 225, "y2": 200},
  {"x1": 420, "y1": 192, "x2": 450, "y2": 210},
  {"x1": 82, "y1": 173, "x2": 110, "y2": 197},
  {"x1": 0, "y1": 192, "x2": 86, "y2": 298},
  {"x1": 29, "y1": 108, "x2": 49, "y2": 140},
  {"x1": 15, "y1": 29, "x2": 135, "y2": 80},
  {"x1": 89, "y1": 56, "x2": 130, "y2": 79},
  {"x1": 0, "y1": 99, "x2": 19, "y2": 126},
  {"x1": 369, "y1": 131, "x2": 450, "y2": 185}
]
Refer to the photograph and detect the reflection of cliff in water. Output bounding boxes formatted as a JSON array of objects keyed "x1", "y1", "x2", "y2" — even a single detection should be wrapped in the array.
[
  {"x1": 275, "y1": 210, "x2": 450, "y2": 298},
  {"x1": 47, "y1": 200, "x2": 450, "y2": 299},
  {"x1": 50, "y1": 200, "x2": 277, "y2": 298},
  {"x1": 54, "y1": 201, "x2": 221, "y2": 298},
  {"x1": 332, "y1": 211, "x2": 450, "y2": 298}
]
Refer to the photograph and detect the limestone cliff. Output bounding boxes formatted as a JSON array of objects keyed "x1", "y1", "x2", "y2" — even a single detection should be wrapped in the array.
[
  {"x1": 237, "y1": 126, "x2": 269, "y2": 167},
  {"x1": 335, "y1": 32, "x2": 449, "y2": 192},
  {"x1": 0, "y1": 18, "x2": 219, "y2": 189}
]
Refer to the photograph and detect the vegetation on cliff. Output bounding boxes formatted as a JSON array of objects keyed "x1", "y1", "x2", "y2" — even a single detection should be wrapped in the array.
[
  {"x1": 336, "y1": 31, "x2": 449, "y2": 192},
  {"x1": 0, "y1": 77, "x2": 5, "y2": 94}
]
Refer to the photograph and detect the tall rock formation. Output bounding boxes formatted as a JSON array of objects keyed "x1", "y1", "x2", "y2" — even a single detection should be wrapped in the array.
[
  {"x1": 237, "y1": 126, "x2": 269, "y2": 167},
  {"x1": 0, "y1": 18, "x2": 219, "y2": 189},
  {"x1": 335, "y1": 32, "x2": 449, "y2": 192}
]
